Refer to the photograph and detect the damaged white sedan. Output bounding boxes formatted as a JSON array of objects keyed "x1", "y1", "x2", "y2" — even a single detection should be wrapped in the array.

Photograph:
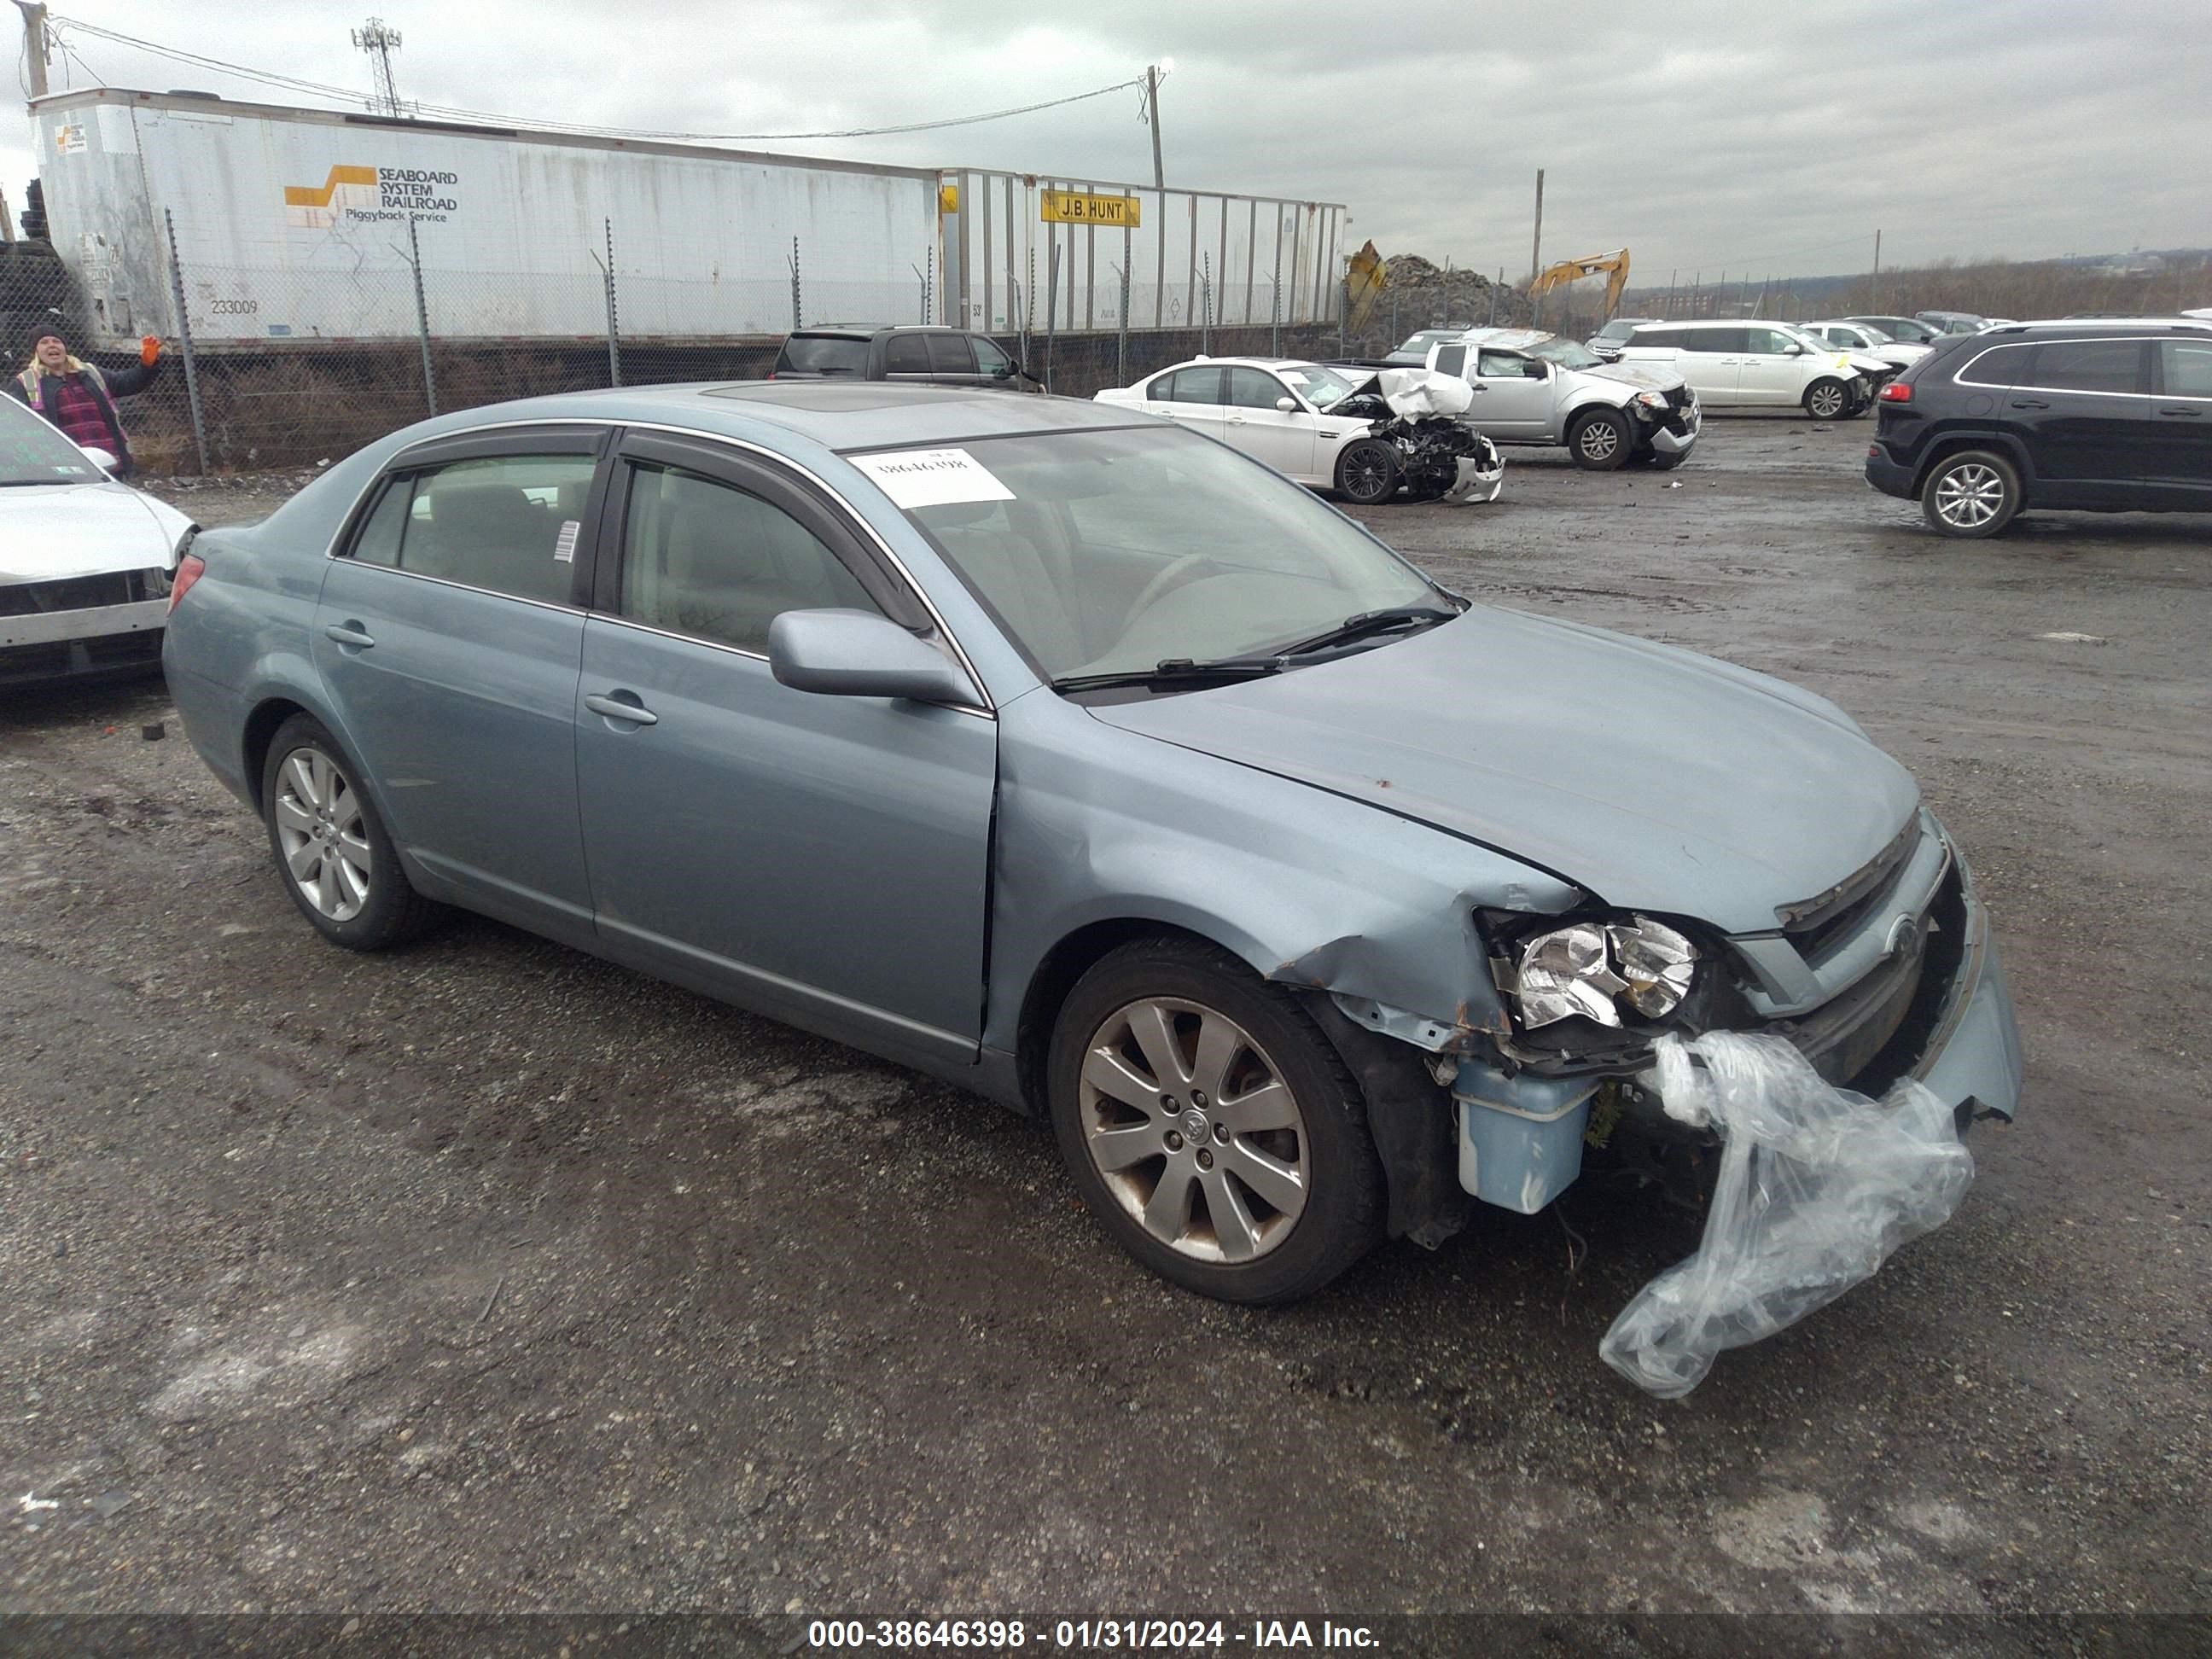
[
  {"x1": 2, "y1": 392, "x2": 195, "y2": 685},
  {"x1": 1094, "y1": 357, "x2": 1504, "y2": 505}
]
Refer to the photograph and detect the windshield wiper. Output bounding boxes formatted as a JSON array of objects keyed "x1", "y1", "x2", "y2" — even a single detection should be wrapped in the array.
[
  {"x1": 0, "y1": 477, "x2": 90, "y2": 487},
  {"x1": 1051, "y1": 656, "x2": 1291, "y2": 695},
  {"x1": 1273, "y1": 602, "x2": 1461, "y2": 657}
]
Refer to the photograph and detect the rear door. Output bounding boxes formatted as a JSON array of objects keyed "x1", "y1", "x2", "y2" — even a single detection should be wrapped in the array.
[
  {"x1": 1674, "y1": 328, "x2": 1746, "y2": 403},
  {"x1": 1143, "y1": 364, "x2": 1227, "y2": 440},
  {"x1": 311, "y1": 426, "x2": 608, "y2": 941},
  {"x1": 572, "y1": 432, "x2": 996, "y2": 1068},
  {"x1": 926, "y1": 331, "x2": 985, "y2": 388},
  {"x1": 1221, "y1": 366, "x2": 1318, "y2": 480},
  {"x1": 2005, "y1": 338, "x2": 2153, "y2": 506},
  {"x1": 882, "y1": 332, "x2": 939, "y2": 385},
  {"x1": 2147, "y1": 338, "x2": 2212, "y2": 506}
]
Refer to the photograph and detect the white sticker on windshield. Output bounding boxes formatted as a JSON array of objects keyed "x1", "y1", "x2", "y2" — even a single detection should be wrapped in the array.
[
  {"x1": 850, "y1": 447, "x2": 1015, "y2": 509},
  {"x1": 552, "y1": 520, "x2": 580, "y2": 563}
]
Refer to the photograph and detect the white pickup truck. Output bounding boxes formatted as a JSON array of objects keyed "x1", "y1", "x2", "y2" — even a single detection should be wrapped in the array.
[{"x1": 1344, "y1": 327, "x2": 1701, "y2": 470}]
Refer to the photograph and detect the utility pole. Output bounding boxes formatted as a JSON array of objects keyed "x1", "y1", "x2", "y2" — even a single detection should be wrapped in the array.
[
  {"x1": 13, "y1": 2, "x2": 49, "y2": 99},
  {"x1": 1871, "y1": 228, "x2": 1882, "y2": 311},
  {"x1": 1528, "y1": 168, "x2": 1545, "y2": 325},
  {"x1": 1144, "y1": 65, "x2": 1165, "y2": 191},
  {"x1": 352, "y1": 16, "x2": 404, "y2": 117}
]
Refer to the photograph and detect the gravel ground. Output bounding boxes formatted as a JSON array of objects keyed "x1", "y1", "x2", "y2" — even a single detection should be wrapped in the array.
[{"x1": 3, "y1": 417, "x2": 2207, "y2": 1630}]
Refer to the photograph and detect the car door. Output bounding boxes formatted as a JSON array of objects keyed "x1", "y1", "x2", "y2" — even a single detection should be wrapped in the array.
[
  {"x1": 1466, "y1": 349, "x2": 1555, "y2": 438},
  {"x1": 1736, "y1": 326, "x2": 1813, "y2": 405},
  {"x1": 882, "y1": 332, "x2": 937, "y2": 386},
  {"x1": 1143, "y1": 364, "x2": 1227, "y2": 441},
  {"x1": 926, "y1": 331, "x2": 985, "y2": 388},
  {"x1": 1221, "y1": 366, "x2": 1318, "y2": 480},
  {"x1": 1674, "y1": 328, "x2": 1746, "y2": 404},
  {"x1": 572, "y1": 431, "x2": 996, "y2": 1068},
  {"x1": 2005, "y1": 338, "x2": 2153, "y2": 506},
  {"x1": 969, "y1": 335, "x2": 1026, "y2": 392},
  {"x1": 311, "y1": 426, "x2": 608, "y2": 942},
  {"x1": 2147, "y1": 338, "x2": 2212, "y2": 506}
]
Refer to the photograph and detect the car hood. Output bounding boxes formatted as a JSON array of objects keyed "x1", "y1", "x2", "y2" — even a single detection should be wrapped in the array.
[
  {"x1": 1580, "y1": 361, "x2": 1686, "y2": 393},
  {"x1": 1088, "y1": 608, "x2": 1919, "y2": 934},
  {"x1": 0, "y1": 482, "x2": 190, "y2": 581}
]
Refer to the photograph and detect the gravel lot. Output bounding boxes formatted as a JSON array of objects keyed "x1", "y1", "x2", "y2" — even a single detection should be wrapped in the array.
[{"x1": 3, "y1": 416, "x2": 2206, "y2": 1629}]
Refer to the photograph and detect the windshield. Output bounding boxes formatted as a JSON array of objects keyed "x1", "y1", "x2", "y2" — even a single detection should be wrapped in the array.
[
  {"x1": 1, "y1": 397, "x2": 106, "y2": 486},
  {"x1": 1528, "y1": 337, "x2": 1602, "y2": 370},
  {"x1": 1595, "y1": 319, "x2": 1640, "y2": 341},
  {"x1": 883, "y1": 426, "x2": 1439, "y2": 684},
  {"x1": 1277, "y1": 363, "x2": 1360, "y2": 410}
]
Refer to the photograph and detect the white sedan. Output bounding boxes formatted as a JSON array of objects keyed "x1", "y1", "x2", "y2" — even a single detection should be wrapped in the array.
[
  {"x1": 1094, "y1": 357, "x2": 1493, "y2": 505},
  {"x1": 1, "y1": 393, "x2": 195, "y2": 684}
]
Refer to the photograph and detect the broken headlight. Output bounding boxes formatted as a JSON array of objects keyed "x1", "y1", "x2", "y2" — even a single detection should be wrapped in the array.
[
  {"x1": 1633, "y1": 390, "x2": 1669, "y2": 410},
  {"x1": 1511, "y1": 917, "x2": 1697, "y2": 1030}
]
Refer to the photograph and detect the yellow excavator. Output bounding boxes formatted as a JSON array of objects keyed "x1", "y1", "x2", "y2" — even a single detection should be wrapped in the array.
[{"x1": 1529, "y1": 248, "x2": 1632, "y2": 318}]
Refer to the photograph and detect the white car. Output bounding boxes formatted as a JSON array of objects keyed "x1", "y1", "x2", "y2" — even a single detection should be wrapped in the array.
[
  {"x1": 1802, "y1": 319, "x2": 1932, "y2": 372},
  {"x1": 1616, "y1": 321, "x2": 1889, "y2": 419},
  {"x1": 1, "y1": 394, "x2": 195, "y2": 684},
  {"x1": 1093, "y1": 357, "x2": 1502, "y2": 504}
]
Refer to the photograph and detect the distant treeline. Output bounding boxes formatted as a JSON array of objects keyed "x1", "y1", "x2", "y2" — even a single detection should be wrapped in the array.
[{"x1": 1617, "y1": 253, "x2": 2211, "y2": 323}]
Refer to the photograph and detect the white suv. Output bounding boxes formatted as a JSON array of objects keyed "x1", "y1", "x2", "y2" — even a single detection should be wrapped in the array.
[{"x1": 1617, "y1": 321, "x2": 1882, "y2": 419}]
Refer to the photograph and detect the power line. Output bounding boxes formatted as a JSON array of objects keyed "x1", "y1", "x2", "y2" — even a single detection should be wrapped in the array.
[{"x1": 48, "y1": 15, "x2": 1148, "y2": 145}]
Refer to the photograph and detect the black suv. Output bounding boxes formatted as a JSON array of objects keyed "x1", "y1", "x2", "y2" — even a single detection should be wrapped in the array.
[
  {"x1": 771, "y1": 326, "x2": 1037, "y2": 390},
  {"x1": 1864, "y1": 319, "x2": 2212, "y2": 537}
]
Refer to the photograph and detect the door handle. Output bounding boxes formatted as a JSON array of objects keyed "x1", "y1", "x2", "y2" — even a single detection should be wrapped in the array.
[
  {"x1": 323, "y1": 621, "x2": 375, "y2": 649},
  {"x1": 2157, "y1": 406, "x2": 2203, "y2": 417},
  {"x1": 1225, "y1": 415, "x2": 1248, "y2": 425},
  {"x1": 584, "y1": 691, "x2": 658, "y2": 726},
  {"x1": 2010, "y1": 399, "x2": 2051, "y2": 410},
  {"x1": 1468, "y1": 383, "x2": 1487, "y2": 393}
]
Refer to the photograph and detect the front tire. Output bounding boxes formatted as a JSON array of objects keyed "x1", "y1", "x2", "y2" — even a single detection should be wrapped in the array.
[
  {"x1": 1568, "y1": 408, "x2": 1633, "y2": 470},
  {"x1": 1334, "y1": 439, "x2": 1400, "y2": 505},
  {"x1": 1920, "y1": 449, "x2": 2022, "y2": 538},
  {"x1": 1803, "y1": 379, "x2": 1850, "y2": 420},
  {"x1": 261, "y1": 714, "x2": 443, "y2": 950},
  {"x1": 1047, "y1": 938, "x2": 1384, "y2": 1305}
]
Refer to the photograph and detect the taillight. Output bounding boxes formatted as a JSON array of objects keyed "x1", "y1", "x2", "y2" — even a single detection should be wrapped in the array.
[
  {"x1": 1878, "y1": 381, "x2": 1912, "y2": 404},
  {"x1": 167, "y1": 551, "x2": 206, "y2": 614}
]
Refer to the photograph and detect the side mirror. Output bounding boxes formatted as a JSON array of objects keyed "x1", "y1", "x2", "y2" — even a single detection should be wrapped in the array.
[
  {"x1": 1274, "y1": 395, "x2": 1297, "y2": 412},
  {"x1": 83, "y1": 445, "x2": 119, "y2": 472},
  {"x1": 769, "y1": 609, "x2": 976, "y2": 705}
]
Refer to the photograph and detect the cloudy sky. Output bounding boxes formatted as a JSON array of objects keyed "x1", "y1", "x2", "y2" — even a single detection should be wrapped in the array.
[{"x1": 9, "y1": 0, "x2": 2209, "y2": 283}]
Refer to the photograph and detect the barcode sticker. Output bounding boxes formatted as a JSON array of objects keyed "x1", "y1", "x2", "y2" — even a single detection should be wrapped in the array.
[{"x1": 553, "y1": 520, "x2": 580, "y2": 563}]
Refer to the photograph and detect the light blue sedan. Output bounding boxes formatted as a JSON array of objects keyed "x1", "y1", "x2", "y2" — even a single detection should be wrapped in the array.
[{"x1": 163, "y1": 383, "x2": 2022, "y2": 1304}]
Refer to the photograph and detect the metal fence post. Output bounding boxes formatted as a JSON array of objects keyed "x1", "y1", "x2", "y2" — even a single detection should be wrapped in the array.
[
  {"x1": 1043, "y1": 241, "x2": 1059, "y2": 394},
  {"x1": 1111, "y1": 260, "x2": 1128, "y2": 386},
  {"x1": 602, "y1": 218, "x2": 621, "y2": 387},
  {"x1": 405, "y1": 213, "x2": 437, "y2": 416},
  {"x1": 160, "y1": 209, "x2": 210, "y2": 475},
  {"x1": 1336, "y1": 273, "x2": 1347, "y2": 358},
  {"x1": 1200, "y1": 253, "x2": 1212, "y2": 357},
  {"x1": 789, "y1": 237, "x2": 802, "y2": 330}
]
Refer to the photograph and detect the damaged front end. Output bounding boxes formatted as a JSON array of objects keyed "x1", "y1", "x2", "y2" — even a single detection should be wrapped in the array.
[{"x1": 1336, "y1": 370, "x2": 1505, "y2": 504}]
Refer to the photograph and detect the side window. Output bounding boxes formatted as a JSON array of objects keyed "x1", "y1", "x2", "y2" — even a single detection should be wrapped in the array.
[
  {"x1": 619, "y1": 464, "x2": 880, "y2": 654},
  {"x1": 1476, "y1": 351, "x2": 1533, "y2": 378},
  {"x1": 2031, "y1": 340, "x2": 2145, "y2": 395},
  {"x1": 1623, "y1": 329, "x2": 1665, "y2": 350},
  {"x1": 376, "y1": 454, "x2": 596, "y2": 603},
  {"x1": 971, "y1": 336, "x2": 1015, "y2": 378},
  {"x1": 348, "y1": 475, "x2": 414, "y2": 568},
  {"x1": 1225, "y1": 367, "x2": 1291, "y2": 409},
  {"x1": 926, "y1": 333, "x2": 976, "y2": 374},
  {"x1": 2160, "y1": 341, "x2": 2212, "y2": 398},
  {"x1": 1159, "y1": 366, "x2": 1224, "y2": 405},
  {"x1": 1955, "y1": 343, "x2": 2034, "y2": 387},
  {"x1": 884, "y1": 335, "x2": 930, "y2": 374},
  {"x1": 1683, "y1": 328, "x2": 1742, "y2": 353},
  {"x1": 1431, "y1": 344, "x2": 1468, "y2": 378}
]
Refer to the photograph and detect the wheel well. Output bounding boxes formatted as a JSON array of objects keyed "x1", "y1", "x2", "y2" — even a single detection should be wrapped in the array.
[
  {"x1": 1912, "y1": 434, "x2": 2029, "y2": 497},
  {"x1": 1569, "y1": 401, "x2": 1627, "y2": 428},
  {"x1": 1013, "y1": 918, "x2": 1224, "y2": 1116},
  {"x1": 241, "y1": 698, "x2": 308, "y2": 812}
]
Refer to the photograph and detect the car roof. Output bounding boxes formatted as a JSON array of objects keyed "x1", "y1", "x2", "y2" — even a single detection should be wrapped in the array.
[
  {"x1": 1437, "y1": 328, "x2": 1557, "y2": 349},
  {"x1": 414, "y1": 381, "x2": 1150, "y2": 455},
  {"x1": 1974, "y1": 317, "x2": 2212, "y2": 335},
  {"x1": 1150, "y1": 355, "x2": 1335, "y2": 373}
]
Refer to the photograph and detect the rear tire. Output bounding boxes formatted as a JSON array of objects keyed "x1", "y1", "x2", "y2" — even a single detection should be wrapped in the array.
[
  {"x1": 1334, "y1": 439, "x2": 1400, "y2": 505},
  {"x1": 261, "y1": 714, "x2": 444, "y2": 951},
  {"x1": 1568, "y1": 408, "x2": 1633, "y2": 470},
  {"x1": 1919, "y1": 449, "x2": 2022, "y2": 538},
  {"x1": 1803, "y1": 379, "x2": 1850, "y2": 420},
  {"x1": 1047, "y1": 938, "x2": 1384, "y2": 1305}
]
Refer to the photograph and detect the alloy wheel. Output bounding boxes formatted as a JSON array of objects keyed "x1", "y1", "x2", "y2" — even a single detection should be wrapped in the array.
[
  {"x1": 273, "y1": 746, "x2": 372, "y2": 922},
  {"x1": 1340, "y1": 445, "x2": 1394, "y2": 503},
  {"x1": 1578, "y1": 421, "x2": 1620, "y2": 463},
  {"x1": 1933, "y1": 463, "x2": 2005, "y2": 529},
  {"x1": 1077, "y1": 997, "x2": 1308, "y2": 1264},
  {"x1": 1807, "y1": 383, "x2": 1846, "y2": 419}
]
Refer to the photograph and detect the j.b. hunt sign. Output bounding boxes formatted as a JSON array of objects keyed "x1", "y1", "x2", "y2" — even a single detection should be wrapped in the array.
[{"x1": 284, "y1": 164, "x2": 462, "y2": 229}]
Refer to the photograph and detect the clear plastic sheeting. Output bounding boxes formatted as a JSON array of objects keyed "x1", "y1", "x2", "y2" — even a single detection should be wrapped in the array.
[{"x1": 1600, "y1": 1030, "x2": 1974, "y2": 1399}]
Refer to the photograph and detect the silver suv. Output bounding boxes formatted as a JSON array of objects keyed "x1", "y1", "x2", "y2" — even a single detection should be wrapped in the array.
[{"x1": 1373, "y1": 328, "x2": 1701, "y2": 469}]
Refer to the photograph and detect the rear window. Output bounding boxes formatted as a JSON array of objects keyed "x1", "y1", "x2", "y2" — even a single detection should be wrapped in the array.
[
  {"x1": 1955, "y1": 342, "x2": 2034, "y2": 388},
  {"x1": 778, "y1": 335, "x2": 870, "y2": 374}
]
